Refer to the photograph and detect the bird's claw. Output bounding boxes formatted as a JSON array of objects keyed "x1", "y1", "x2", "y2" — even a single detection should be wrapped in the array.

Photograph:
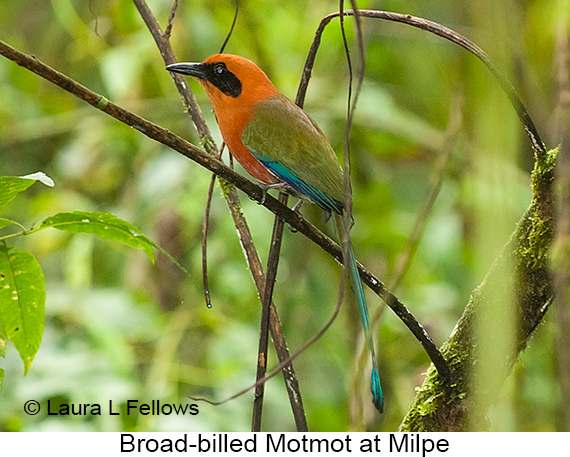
[
  {"x1": 292, "y1": 200, "x2": 304, "y2": 220},
  {"x1": 285, "y1": 200, "x2": 306, "y2": 232},
  {"x1": 257, "y1": 182, "x2": 289, "y2": 205}
]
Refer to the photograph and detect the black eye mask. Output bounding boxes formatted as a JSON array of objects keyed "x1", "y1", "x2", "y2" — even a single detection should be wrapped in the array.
[
  {"x1": 166, "y1": 61, "x2": 243, "y2": 98},
  {"x1": 200, "y1": 62, "x2": 243, "y2": 98}
]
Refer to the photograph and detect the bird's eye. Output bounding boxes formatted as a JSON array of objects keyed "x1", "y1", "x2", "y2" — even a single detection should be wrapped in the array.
[{"x1": 214, "y1": 63, "x2": 226, "y2": 74}]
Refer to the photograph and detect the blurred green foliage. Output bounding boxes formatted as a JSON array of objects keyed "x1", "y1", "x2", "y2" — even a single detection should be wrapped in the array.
[{"x1": 0, "y1": 0, "x2": 563, "y2": 431}]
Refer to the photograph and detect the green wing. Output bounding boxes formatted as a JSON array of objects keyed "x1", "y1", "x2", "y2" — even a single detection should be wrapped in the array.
[{"x1": 242, "y1": 93, "x2": 345, "y2": 212}]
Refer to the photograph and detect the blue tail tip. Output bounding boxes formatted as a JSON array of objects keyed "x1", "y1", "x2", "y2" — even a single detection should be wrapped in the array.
[
  {"x1": 373, "y1": 393, "x2": 384, "y2": 414},
  {"x1": 371, "y1": 370, "x2": 384, "y2": 414}
]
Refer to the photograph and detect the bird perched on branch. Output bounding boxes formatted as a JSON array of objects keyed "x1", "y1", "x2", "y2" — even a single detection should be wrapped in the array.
[{"x1": 167, "y1": 54, "x2": 384, "y2": 413}]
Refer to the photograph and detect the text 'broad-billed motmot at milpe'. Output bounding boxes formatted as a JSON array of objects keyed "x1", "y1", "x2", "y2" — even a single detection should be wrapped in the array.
[{"x1": 167, "y1": 54, "x2": 384, "y2": 413}]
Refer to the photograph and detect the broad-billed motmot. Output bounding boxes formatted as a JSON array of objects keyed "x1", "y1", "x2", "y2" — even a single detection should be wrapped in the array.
[{"x1": 167, "y1": 54, "x2": 384, "y2": 413}]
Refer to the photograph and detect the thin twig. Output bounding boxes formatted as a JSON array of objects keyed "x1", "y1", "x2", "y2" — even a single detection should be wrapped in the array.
[
  {"x1": 164, "y1": 0, "x2": 178, "y2": 38},
  {"x1": 202, "y1": 174, "x2": 216, "y2": 308},
  {"x1": 251, "y1": 192, "x2": 289, "y2": 431},
  {"x1": 219, "y1": 0, "x2": 239, "y2": 54},
  {"x1": 201, "y1": 144, "x2": 225, "y2": 308},
  {"x1": 251, "y1": 274, "x2": 271, "y2": 431}
]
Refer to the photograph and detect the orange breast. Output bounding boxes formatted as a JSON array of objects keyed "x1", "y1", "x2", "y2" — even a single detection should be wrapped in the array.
[
  {"x1": 218, "y1": 110, "x2": 276, "y2": 184},
  {"x1": 204, "y1": 80, "x2": 278, "y2": 184}
]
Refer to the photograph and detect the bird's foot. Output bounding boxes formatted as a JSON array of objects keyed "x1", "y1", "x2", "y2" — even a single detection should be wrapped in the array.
[
  {"x1": 286, "y1": 199, "x2": 307, "y2": 232},
  {"x1": 291, "y1": 199, "x2": 304, "y2": 220},
  {"x1": 257, "y1": 182, "x2": 289, "y2": 205}
]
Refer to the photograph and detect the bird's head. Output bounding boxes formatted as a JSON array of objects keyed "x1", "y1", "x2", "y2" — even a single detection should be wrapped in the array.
[{"x1": 166, "y1": 54, "x2": 279, "y2": 111}]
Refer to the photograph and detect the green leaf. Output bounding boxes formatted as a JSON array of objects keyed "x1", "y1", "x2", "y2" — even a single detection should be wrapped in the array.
[
  {"x1": 0, "y1": 173, "x2": 55, "y2": 212},
  {"x1": 0, "y1": 178, "x2": 35, "y2": 212},
  {"x1": 39, "y1": 211, "x2": 155, "y2": 262},
  {"x1": 0, "y1": 243, "x2": 46, "y2": 374}
]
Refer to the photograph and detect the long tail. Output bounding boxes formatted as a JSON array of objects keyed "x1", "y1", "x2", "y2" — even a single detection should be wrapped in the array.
[{"x1": 334, "y1": 213, "x2": 384, "y2": 413}]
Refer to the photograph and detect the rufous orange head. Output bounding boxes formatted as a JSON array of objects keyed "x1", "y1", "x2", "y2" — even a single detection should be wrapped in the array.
[
  {"x1": 166, "y1": 54, "x2": 279, "y2": 115},
  {"x1": 167, "y1": 54, "x2": 279, "y2": 183}
]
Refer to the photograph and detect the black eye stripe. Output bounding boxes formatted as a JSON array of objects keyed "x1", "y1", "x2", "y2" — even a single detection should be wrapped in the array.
[{"x1": 203, "y1": 62, "x2": 241, "y2": 98}]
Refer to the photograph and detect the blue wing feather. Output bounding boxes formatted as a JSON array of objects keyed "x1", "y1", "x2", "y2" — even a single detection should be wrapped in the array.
[{"x1": 258, "y1": 159, "x2": 344, "y2": 214}]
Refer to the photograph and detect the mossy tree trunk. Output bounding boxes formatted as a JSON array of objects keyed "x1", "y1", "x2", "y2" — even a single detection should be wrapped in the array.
[{"x1": 400, "y1": 148, "x2": 556, "y2": 431}]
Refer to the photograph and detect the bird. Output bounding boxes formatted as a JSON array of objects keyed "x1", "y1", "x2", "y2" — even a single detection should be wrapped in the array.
[{"x1": 167, "y1": 54, "x2": 384, "y2": 413}]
